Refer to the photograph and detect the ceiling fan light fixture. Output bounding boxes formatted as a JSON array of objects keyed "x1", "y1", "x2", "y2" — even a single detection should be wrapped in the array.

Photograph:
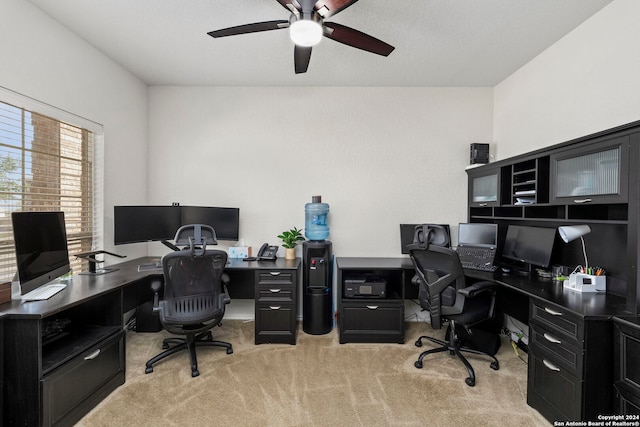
[{"x1": 289, "y1": 19, "x2": 323, "y2": 47}]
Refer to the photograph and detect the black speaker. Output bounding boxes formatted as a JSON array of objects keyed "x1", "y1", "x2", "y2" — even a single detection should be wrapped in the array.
[{"x1": 470, "y1": 143, "x2": 489, "y2": 164}]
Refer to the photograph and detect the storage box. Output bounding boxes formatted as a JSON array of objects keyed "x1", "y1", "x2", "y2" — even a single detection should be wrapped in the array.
[
  {"x1": 0, "y1": 281, "x2": 11, "y2": 305},
  {"x1": 564, "y1": 273, "x2": 606, "y2": 293},
  {"x1": 228, "y1": 246, "x2": 252, "y2": 259}
]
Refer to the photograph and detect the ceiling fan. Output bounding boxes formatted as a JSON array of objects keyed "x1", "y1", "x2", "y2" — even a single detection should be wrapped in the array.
[{"x1": 207, "y1": 0, "x2": 395, "y2": 74}]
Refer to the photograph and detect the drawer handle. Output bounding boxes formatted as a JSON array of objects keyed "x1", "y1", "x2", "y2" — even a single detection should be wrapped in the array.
[
  {"x1": 269, "y1": 271, "x2": 281, "y2": 276},
  {"x1": 269, "y1": 306, "x2": 281, "y2": 310},
  {"x1": 269, "y1": 289, "x2": 282, "y2": 293},
  {"x1": 543, "y1": 359, "x2": 561, "y2": 372},
  {"x1": 479, "y1": 203, "x2": 488, "y2": 207},
  {"x1": 84, "y1": 349, "x2": 101, "y2": 360},
  {"x1": 366, "y1": 305, "x2": 379, "y2": 310},
  {"x1": 573, "y1": 198, "x2": 592, "y2": 204},
  {"x1": 544, "y1": 307, "x2": 563, "y2": 316},
  {"x1": 543, "y1": 333, "x2": 562, "y2": 344}
]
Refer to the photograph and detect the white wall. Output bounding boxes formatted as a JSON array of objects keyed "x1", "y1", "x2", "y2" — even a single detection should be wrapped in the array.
[
  {"x1": 0, "y1": 0, "x2": 149, "y2": 260},
  {"x1": 147, "y1": 86, "x2": 493, "y2": 257},
  {"x1": 494, "y1": 0, "x2": 640, "y2": 158}
]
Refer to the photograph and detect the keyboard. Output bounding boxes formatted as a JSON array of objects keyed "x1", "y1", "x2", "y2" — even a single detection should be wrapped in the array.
[
  {"x1": 138, "y1": 261, "x2": 162, "y2": 272},
  {"x1": 22, "y1": 283, "x2": 67, "y2": 302},
  {"x1": 461, "y1": 261, "x2": 498, "y2": 272}
]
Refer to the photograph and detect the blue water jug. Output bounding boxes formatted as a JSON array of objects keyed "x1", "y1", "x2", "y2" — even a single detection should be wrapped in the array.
[{"x1": 305, "y1": 196, "x2": 330, "y2": 241}]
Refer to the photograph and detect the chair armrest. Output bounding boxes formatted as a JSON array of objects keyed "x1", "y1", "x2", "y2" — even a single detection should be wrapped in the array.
[
  {"x1": 150, "y1": 279, "x2": 162, "y2": 313},
  {"x1": 222, "y1": 284, "x2": 231, "y2": 305},
  {"x1": 458, "y1": 281, "x2": 496, "y2": 298}
]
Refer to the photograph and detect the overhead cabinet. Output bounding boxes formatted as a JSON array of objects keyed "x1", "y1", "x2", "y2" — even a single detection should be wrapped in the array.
[{"x1": 550, "y1": 135, "x2": 629, "y2": 205}]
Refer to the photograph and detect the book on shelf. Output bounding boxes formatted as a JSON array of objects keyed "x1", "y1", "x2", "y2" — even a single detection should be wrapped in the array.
[{"x1": 514, "y1": 189, "x2": 536, "y2": 196}]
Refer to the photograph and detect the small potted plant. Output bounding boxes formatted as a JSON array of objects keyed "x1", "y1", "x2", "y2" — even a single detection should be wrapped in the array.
[{"x1": 277, "y1": 227, "x2": 305, "y2": 260}]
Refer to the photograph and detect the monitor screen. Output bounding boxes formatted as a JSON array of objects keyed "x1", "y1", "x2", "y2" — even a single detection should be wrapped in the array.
[
  {"x1": 502, "y1": 225, "x2": 557, "y2": 268},
  {"x1": 180, "y1": 206, "x2": 240, "y2": 241},
  {"x1": 114, "y1": 206, "x2": 182, "y2": 245},
  {"x1": 458, "y1": 223, "x2": 497, "y2": 248},
  {"x1": 12, "y1": 211, "x2": 71, "y2": 294}
]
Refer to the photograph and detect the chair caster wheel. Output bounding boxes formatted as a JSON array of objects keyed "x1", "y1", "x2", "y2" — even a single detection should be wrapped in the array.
[
  {"x1": 226, "y1": 347, "x2": 233, "y2": 355},
  {"x1": 145, "y1": 366, "x2": 153, "y2": 374},
  {"x1": 191, "y1": 370, "x2": 200, "y2": 377},
  {"x1": 414, "y1": 360, "x2": 423, "y2": 369},
  {"x1": 490, "y1": 361, "x2": 499, "y2": 370},
  {"x1": 465, "y1": 378, "x2": 475, "y2": 387},
  {"x1": 415, "y1": 340, "x2": 422, "y2": 347}
]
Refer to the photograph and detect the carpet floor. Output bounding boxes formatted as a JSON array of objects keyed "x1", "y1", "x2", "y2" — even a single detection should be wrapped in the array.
[{"x1": 76, "y1": 320, "x2": 549, "y2": 426}]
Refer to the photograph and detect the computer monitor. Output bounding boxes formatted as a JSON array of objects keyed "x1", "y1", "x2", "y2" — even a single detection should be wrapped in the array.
[
  {"x1": 458, "y1": 223, "x2": 497, "y2": 248},
  {"x1": 180, "y1": 206, "x2": 240, "y2": 241},
  {"x1": 12, "y1": 211, "x2": 71, "y2": 295},
  {"x1": 114, "y1": 206, "x2": 181, "y2": 245},
  {"x1": 502, "y1": 225, "x2": 557, "y2": 275}
]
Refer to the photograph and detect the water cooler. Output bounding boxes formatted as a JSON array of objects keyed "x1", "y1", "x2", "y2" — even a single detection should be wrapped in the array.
[{"x1": 302, "y1": 196, "x2": 333, "y2": 335}]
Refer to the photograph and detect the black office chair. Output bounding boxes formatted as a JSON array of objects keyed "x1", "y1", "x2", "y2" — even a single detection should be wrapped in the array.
[
  {"x1": 408, "y1": 225, "x2": 499, "y2": 386},
  {"x1": 145, "y1": 224, "x2": 233, "y2": 377}
]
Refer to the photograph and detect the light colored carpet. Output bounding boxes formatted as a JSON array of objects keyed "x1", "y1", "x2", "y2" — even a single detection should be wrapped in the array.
[{"x1": 76, "y1": 320, "x2": 549, "y2": 426}]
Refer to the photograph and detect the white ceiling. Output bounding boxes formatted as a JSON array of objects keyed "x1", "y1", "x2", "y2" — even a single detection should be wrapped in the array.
[{"x1": 26, "y1": 0, "x2": 612, "y2": 87}]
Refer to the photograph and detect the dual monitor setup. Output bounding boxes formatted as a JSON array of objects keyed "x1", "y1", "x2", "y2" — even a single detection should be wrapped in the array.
[
  {"x1": 11, "y1": 205, "x2": 240, "y2": 301},
  {"x1": 401, "y1": 222, "x2": 558, "y2": 275}
]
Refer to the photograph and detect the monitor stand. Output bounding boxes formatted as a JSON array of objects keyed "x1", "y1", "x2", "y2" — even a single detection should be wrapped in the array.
[{"x1": 76, "y1": 250, "x2": 127, "y2": 275}]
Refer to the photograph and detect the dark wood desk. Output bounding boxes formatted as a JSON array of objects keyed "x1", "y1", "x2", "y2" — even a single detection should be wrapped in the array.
[
  {"x1": 0, "y1": 256, "x2": 301, "y2": 426},
  {"x1": 337, "y1": 257, "x2": 632, "y2": 422}
]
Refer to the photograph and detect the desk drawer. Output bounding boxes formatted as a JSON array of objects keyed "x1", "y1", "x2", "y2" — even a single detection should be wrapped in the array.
[
  {"x1": 530, "y1": 301, "x2": 583, "y2": 343},
  {"x1": 530, "y1": 322, "x2": 583, "y2": 378},
  {"x1": 339, "y1": 300, "x2": 404, "y2": 344},
  {"x1": 528, "y1": 346, "x2": 583, "y2": 421},
  {"x1": 42, "y1": 330, "x2": 125, "y2": 426},
  {"x1": 256, "y1": 270, "x2": 295, "y2": 286},
  {"x1": 256, "y1": 286, "x2": 294, "y2": 303}
]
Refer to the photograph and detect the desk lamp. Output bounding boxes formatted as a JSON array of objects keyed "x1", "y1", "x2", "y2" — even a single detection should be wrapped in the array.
[
  {"x1": 558, "y1": 225, "x2": 591, "y2": 270},
  {"x1": 558, "y1": 225, "x2": 605, "y2": 292}
]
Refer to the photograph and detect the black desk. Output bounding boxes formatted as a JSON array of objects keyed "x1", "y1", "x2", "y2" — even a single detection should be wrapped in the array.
[
  {"x1": 336, "y1": 256, "x2": 631, "y2": 422},
  {"x1": 0, "y1": 256, "x2": 301, "y2": 426}
]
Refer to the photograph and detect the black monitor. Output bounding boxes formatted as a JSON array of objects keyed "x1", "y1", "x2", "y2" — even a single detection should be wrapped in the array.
[
  {"x1": 458, "y1": 223, "x2": 497, "y2": 248},
  {"x1": 114, "y1": 206, "x2": 181, "y2": 245},
  {"x1": 502, "y1": 225, "x2": 557, "y2": 275},
  {"x1": 12, "y1": 211, "x2": 71, "y2": 295},
  {"x1": 180, "y1": 206, "x2": 240, "y2": 241}
]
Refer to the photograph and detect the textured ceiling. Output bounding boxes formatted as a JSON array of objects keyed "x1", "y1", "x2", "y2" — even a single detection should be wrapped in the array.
[{"x1": 26, "y1": 0, "x2": 612, "y2": 87}]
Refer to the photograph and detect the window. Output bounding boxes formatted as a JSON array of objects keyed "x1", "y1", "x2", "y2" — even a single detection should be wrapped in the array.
[{"x1": 0, "y1": 100, "x2": 97, "y2": 280}]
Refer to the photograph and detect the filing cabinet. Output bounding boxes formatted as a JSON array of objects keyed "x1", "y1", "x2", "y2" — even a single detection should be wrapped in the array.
[
  {"x1": 336, "y1": 258, "x2": 410, "y2": 344},
  {"x1": 254, "y1": 268, "x2": 298, "y2": 344},
  {"x1": 613, "y1": 316, "x2": 640, "y2": 414},
  {"x1": 527, "y1": 300, "x2": 612, "y2": 421}
]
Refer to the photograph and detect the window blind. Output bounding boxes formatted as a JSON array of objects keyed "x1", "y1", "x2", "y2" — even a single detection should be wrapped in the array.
[{"x1": 0, "y1": 100, "x2": 96, "y2": 281}]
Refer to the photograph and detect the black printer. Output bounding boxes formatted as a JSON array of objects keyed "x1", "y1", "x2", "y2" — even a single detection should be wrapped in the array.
[{"x1": 344, "y1": 275, "x2": 387, "y2": 298}]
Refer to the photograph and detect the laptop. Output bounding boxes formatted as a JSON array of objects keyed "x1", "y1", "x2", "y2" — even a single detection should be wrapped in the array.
[{"x1": 456, "y1": 223, "x2": 498, "y2": 272}]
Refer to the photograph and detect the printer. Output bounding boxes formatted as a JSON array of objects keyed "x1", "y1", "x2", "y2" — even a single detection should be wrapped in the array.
[{"x1": 344, "y1": 275, "x2": 387, "y2": 298}]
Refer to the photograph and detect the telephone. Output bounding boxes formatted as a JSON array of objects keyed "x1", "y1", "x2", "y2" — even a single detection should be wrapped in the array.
[{"x1": 257, "y1": 243, "x2": 279, "y2": 261}]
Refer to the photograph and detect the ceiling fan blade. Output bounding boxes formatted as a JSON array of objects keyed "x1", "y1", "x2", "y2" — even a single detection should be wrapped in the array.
[
  {"x1": 314, "y1": 0, "x2": 359, "y2": 18},
  {"x1": 208, "y1": 20, "x2": 289, "y2": 38},
  {"x1": 294, "y1": 46, "x2": 312, "y2": 74},
  {"x1": 276, "y1": 0, "x2": 301, "y2": 13},
  {"x1": 324, "y1": 22, "x2": 394, "y2": 56}
]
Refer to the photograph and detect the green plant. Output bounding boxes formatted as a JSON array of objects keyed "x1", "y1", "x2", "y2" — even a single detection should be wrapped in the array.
[{"x1": 277, "y1": 227, "x2": 305, "y2": 249}]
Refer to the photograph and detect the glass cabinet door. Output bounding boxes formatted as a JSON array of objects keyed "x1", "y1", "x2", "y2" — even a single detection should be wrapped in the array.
[
  {"x1": 550, "y1": 135, "x2": 628, "y2": 205},
  {"x1": 468, "y1": 168, "x2": 500, "y2": 207}
]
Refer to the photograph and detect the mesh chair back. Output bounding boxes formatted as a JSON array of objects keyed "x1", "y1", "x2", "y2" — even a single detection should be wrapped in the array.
[
  {"x1": 160, "y1": 249, "x2": 228, "y2": 326},
  {"x1": 408, "y1": 245, "x2": 466, "y2": 329}
]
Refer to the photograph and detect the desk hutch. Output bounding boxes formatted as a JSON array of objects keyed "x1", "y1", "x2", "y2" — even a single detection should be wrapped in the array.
[{"x1": 466, "y1": 120, "x2": 640, "y2": 421}]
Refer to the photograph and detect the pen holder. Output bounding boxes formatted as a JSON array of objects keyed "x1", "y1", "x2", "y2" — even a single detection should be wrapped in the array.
[{"x1": 563, "y1": 273, "x2": 606, "y2": 293}]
